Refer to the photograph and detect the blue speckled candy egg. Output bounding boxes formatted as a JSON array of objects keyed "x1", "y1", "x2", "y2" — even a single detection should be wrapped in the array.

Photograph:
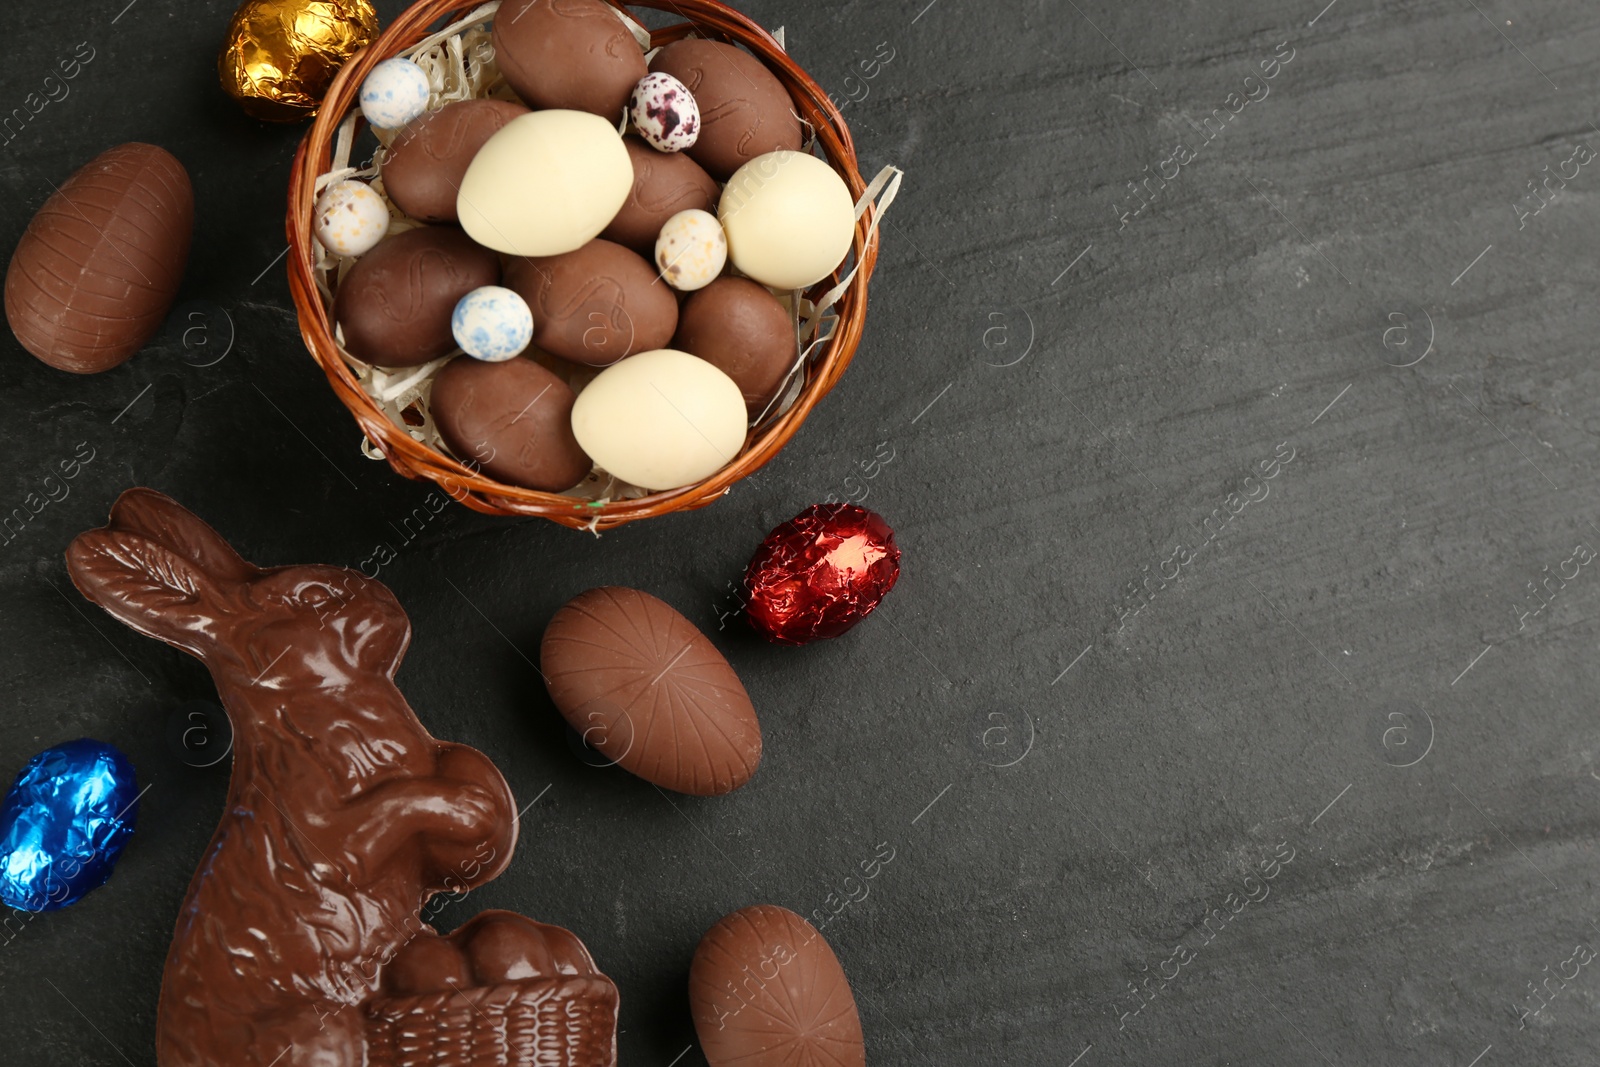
[
  {"x1": 629, "y1": 72, "x2": 700, "y2": 153},
  {"x1": 360, "y1": 57, "x2": 432, "y2": 130},
  {"x1": 452, "y1": 286, "x2": 535, "y2": 362},
  {"x1": 0, "y1": 739, "x2": 140, "y2": 912}
]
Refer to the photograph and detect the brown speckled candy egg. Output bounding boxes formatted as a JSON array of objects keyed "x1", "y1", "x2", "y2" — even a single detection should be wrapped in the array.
[
  {"x1": 690, "y1": 906, "x2": 865, "y2": 1067},
  {"x1": 649, "y1": 39, "x2": 802, "y2": 180},
  {"x1": 504, "y1": 239, "x2": 676, "y2": 367},
  {"x1": 629, "y1": 72, "x2": 699, "y2": 152},
  {"x1": 654, "y1": 208, "x2": 726, "y2": 291},
  {"x1": 601, "y1": 136, "x2": 720, "y2": 255}
]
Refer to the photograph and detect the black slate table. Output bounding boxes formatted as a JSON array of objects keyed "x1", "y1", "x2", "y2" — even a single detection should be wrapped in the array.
[{"x1": 3, "y1": 0, "x2": 1599, "y2": 1064}]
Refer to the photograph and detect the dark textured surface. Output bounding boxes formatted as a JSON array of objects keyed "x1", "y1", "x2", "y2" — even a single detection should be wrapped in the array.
[{"x1": 1, "y1": 0, "x2": 1598, "y2": 1064}]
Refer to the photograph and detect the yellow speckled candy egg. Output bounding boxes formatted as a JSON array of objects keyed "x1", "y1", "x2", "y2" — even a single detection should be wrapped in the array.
[
  {"x1": 655, "y1": 209, "x2": 727, "y2": 291},
  {"x1": 718, "y1": 150, "x2": 855, "y2": 291},
  {"x1": 313, "y1": 179, "x2": 390, "y2": 257},
  {"x1": 458, "y1": 110, "x2": 633, "y2": 257},
  {"x1": 571, "y1": 349, "x2": 746, "y2": 490}
]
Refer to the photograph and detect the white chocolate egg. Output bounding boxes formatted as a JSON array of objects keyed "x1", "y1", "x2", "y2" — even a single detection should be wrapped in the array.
[
  {"x1": 629, "y1": 72, "x2": 699, "y2": 152},
  {"x1": 457, "y1": 110, "x2": 633, "y2": 257},
  {"x1": 571, "y1": 349, "x2": 746, "y2": 490},
  {"x1": 655, "y1": 209, "x2": 727, "y2": 291},
  {"x1": 313, "y1": 180, "x2": 391, "y2": 258},
  {"x1": 360, "y1": 58, "x2": 432, "y2": 130},
  {"x1": 452, "y1": 286, "x2": 534, "y2": 362},
  {"x1": 719, "y1": 150, "x2": 856, "y2": 291}
]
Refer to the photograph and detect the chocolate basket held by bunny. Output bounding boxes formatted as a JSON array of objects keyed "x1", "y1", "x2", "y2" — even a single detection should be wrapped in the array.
[{"x1": 65, "y1": 489, "x2": 617, "y2": 1067}]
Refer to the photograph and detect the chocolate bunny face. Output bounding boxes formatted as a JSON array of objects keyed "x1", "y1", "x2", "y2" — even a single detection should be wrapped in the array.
[
  {"x1": 64, "y1": 490, "x2": 539, "y2": 1067},
  {"x1": 67, "y1": 489, "x2": 408, "y2": 690},
  {"x1": 239, "y1": 566, "x2": 410, "y2": 691}
]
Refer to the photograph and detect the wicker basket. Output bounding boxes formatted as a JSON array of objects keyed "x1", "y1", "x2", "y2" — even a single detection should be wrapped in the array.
[
  {"x1": 287, "y1": 0, "x2": 883, "y2": 530},
  {"x1": 365, "y1": 975, "x2": 620, "y2": 1067}
]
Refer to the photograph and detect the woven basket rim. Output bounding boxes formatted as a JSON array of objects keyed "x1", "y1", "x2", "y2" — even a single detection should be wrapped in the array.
[{"x1": 286, "y1": 0, "x2": 882, "y2": 530}]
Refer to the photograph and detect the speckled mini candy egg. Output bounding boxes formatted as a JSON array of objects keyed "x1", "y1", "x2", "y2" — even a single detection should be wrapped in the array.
[
  {"x1": 313, "y1": 180, "x2": 391, "y2": 258},
  {"x1": 452, "y1": 286, "x2": 535, "y2": 362},
  {"x1": 361, "y1": 57, "x2": 432, "y2": 130},
  {"x1": 655, "y1": 209, "x2": 727, "y2": 291},
  {"x1": 629, "y1": 72, "x2": 699, "y2": 153}
]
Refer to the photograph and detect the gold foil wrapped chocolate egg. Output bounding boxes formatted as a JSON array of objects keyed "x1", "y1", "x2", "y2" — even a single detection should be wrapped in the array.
[{"x1": 218, "y1": 0, "x2": 379, "y2": 122}]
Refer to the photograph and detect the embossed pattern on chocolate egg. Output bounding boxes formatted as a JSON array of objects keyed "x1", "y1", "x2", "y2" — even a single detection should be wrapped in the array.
[
  {"x1": 493, "y1": 0, "x2": 646, "y2": 118},
  {"x1": 382, "y1": 99, "x2": 528, "y2": 223},
  {"x1": 675, "y1": 278, "x2": 794, "y2": 415},
  {"x1": 5, "y1": 143, "x2": 193, "y2": 374},
  {"x1": 690, "y1": 905, "x2": 866, "y2": 1067},
  {"x1": 430, "y1": 355, "x2": 591, "y2": 491},
  {"x1": 504, "y1": 239, "x2": 676, "y2": 367},
  {"x1": 649, "y1": 39, "x2": 802, "y2": 180},
  {"x1": 600, "y1": 136, "x2": 721, "y2": 254},
  {"x1": 333, "y1": 226, "x2": 500, "y2": 367},
  {"x1": 541, "y1": 587, "x2": 762, "y2": 796}
]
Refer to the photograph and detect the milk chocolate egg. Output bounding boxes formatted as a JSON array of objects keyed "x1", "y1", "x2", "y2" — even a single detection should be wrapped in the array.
[
  {"x1": 5, "y1": 143, "x2": 193, "y2": 374},
  {"x1": 600, "y1": 136, "x2": 720, "y2": 255},
  {"x1": 674, "y1": 278, "x2": 794, "y2": 415},
  {"x1": 383, "y1": 935, "x2": 474, "y2": 995},
  {"x1": 493, "y1": 0, "x2": 645, "y2": 118},
  {"x1": 720, "y1": 151, "x2": 855, "y2": 291},
  {"x1": 382, "y1": 99, "x2": 528, "y2": 223},
  {"x1": 649, "y1": 39, "x2": 802, "y2": 180},
  {"x1": 457, "y1": 110, "x2": 633, "y2": 256},
  {"x1": 541, "y1": 587, "x2": 762, "y2": 795},
  {"x1": 504, "y1": 239, "x2": 676, "y2": 367},
  {"x1": 462, "y1": 911, "x2": 596, "y2": 981},
  {"x1": 569, "y1": 349, "x2": 746, "y2": 490},
  {"x1": 333, "y1": 226, "x2": 500, "y2": 368},
  {"x1": 691, "y1": 906, "x2": 865, "y2": 1067},
  {"x1": 430, "y1": 355, "x2": 591, "y2": 491}
]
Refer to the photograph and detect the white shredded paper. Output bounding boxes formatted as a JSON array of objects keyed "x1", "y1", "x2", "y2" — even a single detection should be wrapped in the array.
[{"x1": 310, "y1": 4, "x2": 902, "y2": 503}]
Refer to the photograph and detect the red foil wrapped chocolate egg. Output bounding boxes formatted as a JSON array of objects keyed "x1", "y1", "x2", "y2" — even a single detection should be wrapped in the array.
[{"x1": 743, "y1": 504, "x2": 901, "y2": 645}]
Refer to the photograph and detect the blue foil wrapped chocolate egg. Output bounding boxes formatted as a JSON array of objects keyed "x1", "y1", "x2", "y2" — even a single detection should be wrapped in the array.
[{"x1": 0, "y1": 739, "x2": 139, "y2": 912}]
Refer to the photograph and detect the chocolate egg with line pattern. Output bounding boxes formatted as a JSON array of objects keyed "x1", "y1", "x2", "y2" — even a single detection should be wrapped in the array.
[
  {"x1": 6, "y1": 143, "x2": 193, "y2": 374},
  {"x1": 690, "y1": 905, "x2": 866, "y2": 1067},
  {"x1": 541, "y1": 587, "x2": 761, "y2": 796}
]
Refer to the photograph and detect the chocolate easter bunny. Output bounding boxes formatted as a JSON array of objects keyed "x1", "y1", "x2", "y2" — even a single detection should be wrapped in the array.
[{"x1": 66, "y1": 489, "x2": 618, "y2": 1067}]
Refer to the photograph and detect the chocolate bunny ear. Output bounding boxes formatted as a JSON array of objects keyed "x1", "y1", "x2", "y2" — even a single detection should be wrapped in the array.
[
  {"x1": 66, "y1": 491, "x2": 245, "y2": 660},
  {"x1": 107, "y1": 488, "x2": 255, "y2": 584}
]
